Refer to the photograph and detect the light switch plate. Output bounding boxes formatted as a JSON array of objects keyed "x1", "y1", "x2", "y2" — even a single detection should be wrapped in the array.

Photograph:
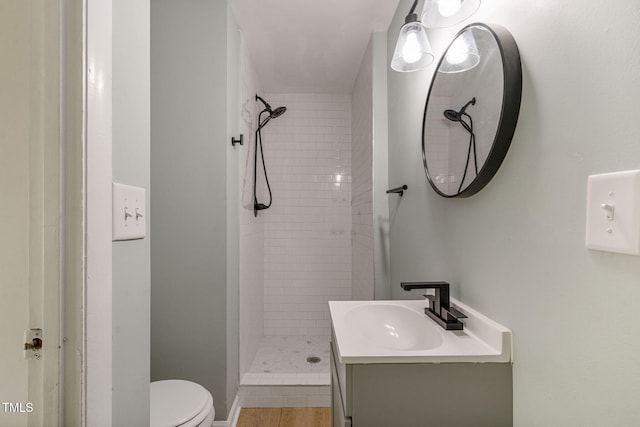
[
  {"x1": 113, "y1": 182, "x2": 146, "y2": 241},
  {"x1": 585, "y1": 170, "x2": 640, "y2": 255}
]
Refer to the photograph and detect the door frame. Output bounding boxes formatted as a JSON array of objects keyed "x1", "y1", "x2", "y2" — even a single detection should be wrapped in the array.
[
  {"x1": 83, "y1": 0, "x2": 114, "y2": 426},
  {"x1": 58, "y1": 0, "x2": 85, "y2": 425},
  {"x1": 59, "y1": 0, "x2": 114, "y2": 425}
]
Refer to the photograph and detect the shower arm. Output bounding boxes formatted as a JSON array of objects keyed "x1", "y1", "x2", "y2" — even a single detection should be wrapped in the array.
[{"x1": 255, "y1": 94, "x2": 273, "y2": 112}]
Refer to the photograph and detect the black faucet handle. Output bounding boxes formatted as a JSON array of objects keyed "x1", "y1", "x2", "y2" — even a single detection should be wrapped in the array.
[
  {"x1": 423, "y1": 294, "x2": 436, "y2": 312},
  {"x1": 447, "y1": 306, "x2": 467, "y2": 319},
  {"x1": 441, "y1": 306, "x2": 467, "y2": 322}
]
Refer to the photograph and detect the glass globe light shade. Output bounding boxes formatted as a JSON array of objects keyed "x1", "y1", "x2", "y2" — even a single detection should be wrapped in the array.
[
  {"x1": 391, "y1": 21, "x2": 434, "y2": 72},
  {"x1": 421, "y1": 0, "x2": 481, "y2": 28},
  {"x1": 439, "y1": 29, "x2": 480, "y2": 73}
]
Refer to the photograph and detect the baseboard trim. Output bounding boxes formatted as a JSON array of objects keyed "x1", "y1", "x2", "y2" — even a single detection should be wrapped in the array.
[{"x1": 212, "y1": 394, "x2": 241, "y2": 427}]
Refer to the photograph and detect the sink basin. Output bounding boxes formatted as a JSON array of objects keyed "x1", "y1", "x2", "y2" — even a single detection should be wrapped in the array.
[
  {"x1": 344, "y1": 304, "x2": 443, "y2": 351},
  {"x1": 329, "y1": 299, "x2": 512, "y2": 364}
]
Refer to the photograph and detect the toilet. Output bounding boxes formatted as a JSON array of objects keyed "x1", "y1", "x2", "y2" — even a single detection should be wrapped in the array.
[{"x1": 150, "y1": 380, "x2": 215, "y2": 427}]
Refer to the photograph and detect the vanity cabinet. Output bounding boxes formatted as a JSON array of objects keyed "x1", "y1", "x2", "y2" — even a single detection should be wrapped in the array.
[
  {"x1": 331, "y1": 340, "x2": 351, "y2": 427},
  {"x1": 330, "y1": 339, "x2": 513, "y2": 427}
]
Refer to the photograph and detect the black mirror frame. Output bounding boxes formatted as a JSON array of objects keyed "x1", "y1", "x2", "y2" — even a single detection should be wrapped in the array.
[{"x1": 421, "y1": 23, "x2": 522, "y2": 198}]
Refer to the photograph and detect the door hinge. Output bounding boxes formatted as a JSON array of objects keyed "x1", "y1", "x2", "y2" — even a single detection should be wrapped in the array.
[{"x1": 23, "y1": 328, "x2": 42, "y2": 360}]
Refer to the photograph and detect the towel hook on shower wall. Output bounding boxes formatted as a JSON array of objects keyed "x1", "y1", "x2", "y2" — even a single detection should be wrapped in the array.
[
  {"x1": 386, "y1": 185, "x2": 408, "y2": 197},
  {"x1": 231, "y1": 134, "x2": 243, "y2": 146}
]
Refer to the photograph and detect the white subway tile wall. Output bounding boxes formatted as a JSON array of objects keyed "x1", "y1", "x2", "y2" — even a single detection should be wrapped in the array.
[
  {"x1": 238, "y1": 40, "x2": 266, "y2": 376},
  {"x1": 260, "y1": 93, "x2": 352, "y2": 336}
]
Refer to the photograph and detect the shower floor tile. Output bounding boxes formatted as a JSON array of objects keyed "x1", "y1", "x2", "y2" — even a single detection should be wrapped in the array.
[{"x1": 242, "y1": 335, "x2": 330, "y2": 386}]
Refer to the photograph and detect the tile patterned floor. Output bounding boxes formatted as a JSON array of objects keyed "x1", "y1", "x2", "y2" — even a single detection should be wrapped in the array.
[
  {"x1": 239, "y1": 335, "x2": 331, "y2": 408},
  {"x1": 243, "y1": 335, "x2": 330, "y2": 384}
]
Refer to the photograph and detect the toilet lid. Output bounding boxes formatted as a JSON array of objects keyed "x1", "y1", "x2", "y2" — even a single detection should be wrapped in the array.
[{"x1": 150, "y1": 380, "x2": 211, "y2": 427}]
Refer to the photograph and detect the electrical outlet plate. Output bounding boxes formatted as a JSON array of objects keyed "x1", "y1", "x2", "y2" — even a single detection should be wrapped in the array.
[
  {"x1": 586, "y1": 170, "x2": 640, "y2": 255},
  {"x1": 113, "y1": 182, "x2": 146, "y2": 241}
]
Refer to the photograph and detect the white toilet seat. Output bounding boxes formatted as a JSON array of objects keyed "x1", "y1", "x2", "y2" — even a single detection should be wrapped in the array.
[{"x1": 151, "y1": 380, "x2": 215, "y2": 427}]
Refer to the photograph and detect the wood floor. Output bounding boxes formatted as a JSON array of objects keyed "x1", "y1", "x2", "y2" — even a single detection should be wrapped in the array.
[{"x1": 237, "y1": 407, "x2": 331, "y2": 427}]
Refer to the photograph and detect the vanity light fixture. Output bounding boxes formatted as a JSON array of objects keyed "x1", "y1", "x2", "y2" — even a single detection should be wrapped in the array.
[
  {"x1": 390, "y1": 0, "x2": 434, "y2": 72},
  {"x1": 439, "y1": 29, "x2": 480, "y2": 73},
  {"x1": 421, "y1": 0, "x2": 481, "y2": 28}
]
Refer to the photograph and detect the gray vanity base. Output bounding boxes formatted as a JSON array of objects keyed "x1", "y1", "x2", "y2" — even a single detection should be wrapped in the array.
[{"x1": 331, "y1": 342, "x2": 513, "y2": 427}]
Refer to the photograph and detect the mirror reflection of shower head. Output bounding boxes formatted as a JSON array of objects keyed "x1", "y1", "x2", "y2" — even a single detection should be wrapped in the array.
[
  {"x1": 443, "y1": 109, "x2": 461, "y2": 121},
  {"x1": 443, "y1": 97, "x2": 478, "y2": 195},
  {"x1": 444, "y1": 97, "x2": 475, "y2": 122}
]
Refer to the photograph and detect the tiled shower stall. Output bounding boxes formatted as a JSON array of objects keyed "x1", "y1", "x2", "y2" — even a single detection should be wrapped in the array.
[
  {"x1": 261, "y1": 93, "x2": 353, "y2": 338},
  {"x1": 239, "y1": 92, "x2": 352, "y2": 407},
  {"x1": 237, "y1": 36, "x2": 376, "y2": 408}
]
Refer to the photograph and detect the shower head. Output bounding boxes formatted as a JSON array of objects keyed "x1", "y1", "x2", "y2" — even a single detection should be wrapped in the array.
[
  {"x1": 270, "y1": 106, "x2": 287, "y2": 119},
  {"x1": 443, "y1": 109, "x2": 462, "y2": 122},
  {"x1": 256, "y1": 94, "x2": 287, "y2": 120}
]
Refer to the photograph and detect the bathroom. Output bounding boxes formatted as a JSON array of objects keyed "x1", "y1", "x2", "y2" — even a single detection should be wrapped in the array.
[
  {"x1": 130, "y1": 0, "x2": 640, "y2": 424},
  {"x1": 108, "y1": 0, "x2": 640, "y2": 425},
  {"x1": 2, "y1": 0, "x2": 639, "y2": 426}
]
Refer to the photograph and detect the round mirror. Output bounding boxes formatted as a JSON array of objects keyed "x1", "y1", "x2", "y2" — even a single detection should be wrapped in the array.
[{"x1": 422, "y1": 23, "x2": 522, "y2": 197}]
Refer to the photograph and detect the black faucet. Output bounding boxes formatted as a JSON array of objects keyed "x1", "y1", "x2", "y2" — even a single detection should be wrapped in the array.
[{"x1": 400, "y1": 282, "x2": 467, "y2": 330}]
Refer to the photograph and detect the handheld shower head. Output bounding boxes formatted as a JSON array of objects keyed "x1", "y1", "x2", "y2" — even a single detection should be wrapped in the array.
[
  {"x1": 253, "y1": 95, "x2": 288, "y2": 217},
  {"x1": 270, "y1": 106, "x2": 287, "y2": 119},
  {"x1": 256, "y1": 94, "x2": 287, "y2": 119}
]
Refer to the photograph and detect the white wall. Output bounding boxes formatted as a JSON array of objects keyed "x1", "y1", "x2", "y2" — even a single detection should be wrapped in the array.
[
  {"x1": 350, "y1": 33, "x2": 391, "y2": 301},
  {"x1": 151, "y1": 0, "x2": 236, "y2": 420},
  {"x1": 261, "y1": 93, "x2": 352, "y2": 336},
  {"x1": 371, "y1": 32, "x2": 391, "y2": 300},
  {"x1": 112, "y1": 1, "x2": 151, "y2": 425},
  {"x1": 387, "y1": 0, "x2": 640, "y2": 425},
  {"x1": 351, "y1": 38, "x2": 375, "y2": 301},
  {"x1": 226, "y1": 6, "x2": 241, "y2": 411}
]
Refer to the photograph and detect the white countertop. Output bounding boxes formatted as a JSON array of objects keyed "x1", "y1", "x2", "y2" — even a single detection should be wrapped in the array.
[{"x1": 329, "y1": 299, "x2": 512, "y2": 364}]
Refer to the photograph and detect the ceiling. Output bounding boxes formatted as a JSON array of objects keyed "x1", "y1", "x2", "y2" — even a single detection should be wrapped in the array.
[{"x1": 229, "y1": 0, "x2": 400, "y2": 93}]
